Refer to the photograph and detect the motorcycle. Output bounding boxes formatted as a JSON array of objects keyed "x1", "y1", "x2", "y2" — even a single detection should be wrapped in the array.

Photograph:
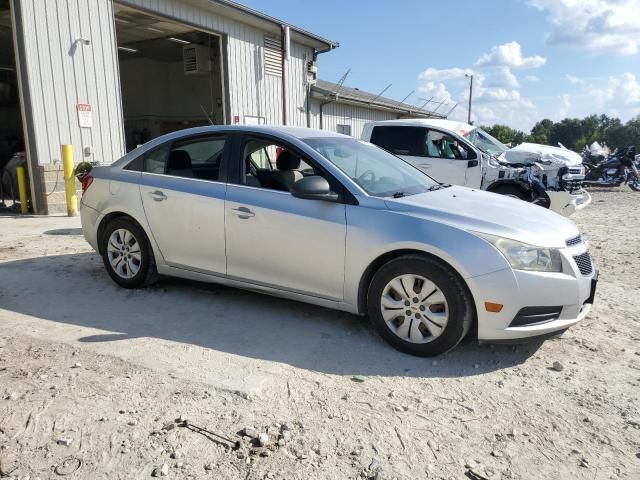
[{"x1": 583, "y1": 146, "x2": 640, "y2": 191}]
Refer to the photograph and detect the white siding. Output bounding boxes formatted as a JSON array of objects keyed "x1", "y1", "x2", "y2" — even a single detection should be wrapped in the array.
[
  {"x1": 119, "y1": 0, "x2": 313, "y2": 127},
  {"x1": 309, "y1": 100, "x2": 401, "y2": 138},
  {"x1": 15, "y1": 0, "x2": 125, "y2": 165}
]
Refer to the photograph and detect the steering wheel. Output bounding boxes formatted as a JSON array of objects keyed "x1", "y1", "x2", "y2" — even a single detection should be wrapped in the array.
[{"x1": 357, "y1": 169, "x2": 377, "y2": 184}]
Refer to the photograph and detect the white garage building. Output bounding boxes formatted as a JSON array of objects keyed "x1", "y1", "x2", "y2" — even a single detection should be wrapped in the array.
[{"x1": 1, "y1": 0, "x2": 443, "y2": 214}]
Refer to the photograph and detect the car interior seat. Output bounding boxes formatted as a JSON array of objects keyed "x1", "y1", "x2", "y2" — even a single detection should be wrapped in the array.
[
  {"x1": 271, "y1": 150, "x2": 303, "y2": 191},
  {"x1": 166, "y1": 150, "x2": 194, "y2": 178}
]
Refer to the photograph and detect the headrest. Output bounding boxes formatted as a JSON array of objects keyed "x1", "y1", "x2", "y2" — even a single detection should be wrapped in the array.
[
  {"x1": 167, "y1": 150, "x2": 191, "y2": 170},
  {"x1": 276, "y1": 150, "x2": 301, "y2": 171}
]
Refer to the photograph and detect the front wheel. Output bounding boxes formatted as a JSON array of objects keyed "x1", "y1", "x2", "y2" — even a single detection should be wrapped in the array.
[
  {"x1": 367, "y1": 255, "x2": 474, "y2": 356},
  {"x1": 629, "y1": 173, "x2": 640, "y2": 191}
]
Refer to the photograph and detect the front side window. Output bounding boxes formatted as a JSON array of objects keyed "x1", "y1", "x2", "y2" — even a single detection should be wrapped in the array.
[
  {"x1": 425, "y1": 130, "x2": 474, "y2": 160},
  {"x1": 241, "y1": 138, "x2": 315, "y2": 192},
  {"x1": 369, "y1": 126, "x2": 427, "y2": 157},
  {"x1": 304, "y1": 137, "x2": 439, "y2": 197}
]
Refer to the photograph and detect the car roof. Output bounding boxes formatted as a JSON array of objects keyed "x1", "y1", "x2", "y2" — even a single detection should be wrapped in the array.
[
  {"x1": 158, "y1": 125, "x2": 346, "y2": 141},
  {"x1": 366, "y1": 118, "x2": 477, "y2": 136},
  {"x1": 110, "y1": 125, "x2": 349, "y2": 168}
]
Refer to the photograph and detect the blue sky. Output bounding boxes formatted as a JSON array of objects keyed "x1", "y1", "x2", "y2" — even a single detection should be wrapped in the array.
[{"x1": 241, "y1": 0, "x2": 640, "y2": 131}]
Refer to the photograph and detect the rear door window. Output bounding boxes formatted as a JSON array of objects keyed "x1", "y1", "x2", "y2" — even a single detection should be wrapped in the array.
[{"x1": 369, "y1": 126, "x2": 428, "y2": 157}]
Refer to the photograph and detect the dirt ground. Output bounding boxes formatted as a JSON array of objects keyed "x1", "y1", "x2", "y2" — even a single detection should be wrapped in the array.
[{"x1": 0, "y1": 188, "x2": 639, "y2": 480}]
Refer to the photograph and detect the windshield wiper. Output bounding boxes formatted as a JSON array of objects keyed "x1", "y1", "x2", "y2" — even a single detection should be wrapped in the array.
[
  {"x1": 392, "y1": 191, "x2": 408, "y2": 198},
  {"x1": 428, "y1": 184, "x2": 450, "y2": 191}
]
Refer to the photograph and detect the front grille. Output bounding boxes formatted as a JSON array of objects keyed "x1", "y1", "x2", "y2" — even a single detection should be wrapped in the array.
[
  {"x1": 573, "y1": 252, "x2": 593, "y2": 275},
  {"x1": 566, "y1": 235, "x2": 582, "y2": 247}
]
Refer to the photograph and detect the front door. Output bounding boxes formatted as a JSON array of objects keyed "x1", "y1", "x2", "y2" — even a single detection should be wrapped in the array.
[
  {"x1": 138, "y1": 135, "x2": 228, "y2": 274},
  {"x1": 224, "y1": 135, "x2": 347, "y2": 300},
  {"x1": 420, "y1": 129, "x2": 480, "y2": 186}
]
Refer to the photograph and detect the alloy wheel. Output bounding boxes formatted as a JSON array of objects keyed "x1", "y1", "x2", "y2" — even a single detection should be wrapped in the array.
[
  {"x1": 107, "y1": 228, "x2": 142, "y2": 279},
  {"x1": 380, "y1": 274, "x2": 449, "y2": 344}
]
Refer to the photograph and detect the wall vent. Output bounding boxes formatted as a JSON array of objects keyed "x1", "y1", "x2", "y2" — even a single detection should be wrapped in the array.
[
  {"x1": 264, "y1": 34, "x2": 283, "y2": 77},
  {"x1": 183, "y1": 44, "x2": 210, "y2": 75}
]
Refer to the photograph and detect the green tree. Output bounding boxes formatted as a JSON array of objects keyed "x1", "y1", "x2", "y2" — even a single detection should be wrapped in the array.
[
  {"x1": 480, "y1": 124, "x2": 528, "y2": 146},
  {"x1": 530, "y1": 119, "x2": 554, "y2": 144}
]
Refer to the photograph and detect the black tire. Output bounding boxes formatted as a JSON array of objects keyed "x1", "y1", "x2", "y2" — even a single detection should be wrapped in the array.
[
  {"x1": 100, "y1": 217, "x2": 158, "y2": 289},
  {"x1": 492, "y1": 185, "x2": 527, "y2": 200},
  {"x1": 367, "y1": 254, "x2": 474, "y2": 357}
]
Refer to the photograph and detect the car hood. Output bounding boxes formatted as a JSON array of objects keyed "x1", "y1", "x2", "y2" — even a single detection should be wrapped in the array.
[
  {"x1": 384, "y1": 186, "x2": 579, "y2": 248},
  {"x1": 502, "y1": 142, "x2": 583, "y2": 167}
]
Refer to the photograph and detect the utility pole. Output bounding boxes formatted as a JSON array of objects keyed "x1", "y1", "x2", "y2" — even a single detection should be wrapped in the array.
[{"x1": 465, "y1": 74, "x2": 473, "y2": 124}]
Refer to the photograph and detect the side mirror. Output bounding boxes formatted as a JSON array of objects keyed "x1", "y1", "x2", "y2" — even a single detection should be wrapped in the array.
[
  {"x1": 467, "y1": 159, "x2": 479, "y2": 168},
  {"x1": 291, "y1": 176, "x2": 339, "y2": 202}
]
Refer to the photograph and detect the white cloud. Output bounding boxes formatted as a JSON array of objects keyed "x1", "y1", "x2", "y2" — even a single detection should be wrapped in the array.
[
  {"x1": 476, "y1": 41, "x2": 547, "y2": 69},
  {"x1": 418, "y1": 67, "x2": 473, "y2": 82},
  {"x1": 529, "y1": 0, "x2": 640, "y2": 55},
  {"x1": 609, "y1": 72, "x2": 640, "y2": 106},
  {"x1": 484, "y1": 66, "x2": 520, "y2": 88},
  {"x1": 565, "y1": 74, "x2": 585, "y2": 85},
  {"x1": 525, "y1": 75, "x2": 540, "y2": 82}
]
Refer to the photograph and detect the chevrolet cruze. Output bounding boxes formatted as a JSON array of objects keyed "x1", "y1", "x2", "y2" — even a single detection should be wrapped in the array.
[{"x1": 80, "y1": 126, "x2": 597, "y2": 356}]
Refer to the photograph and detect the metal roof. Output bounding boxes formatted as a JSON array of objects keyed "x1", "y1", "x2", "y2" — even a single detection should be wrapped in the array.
[
  {"x1": 311, "y1": 79, "x2": 447, "y2": 119},
  {"x1": 207, "y1": 0, "x2": 339, "y2": 50}
]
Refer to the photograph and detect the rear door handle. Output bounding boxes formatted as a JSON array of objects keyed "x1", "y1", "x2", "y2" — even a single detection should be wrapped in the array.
[
  {"x1": 419, "y1": 163, "x2": 432, "y2": 169},
  {"x1": 149, "y1": 190, "x2": 167, "y2": 201},
  {"x1": 232, "y1": 206, "x2": 255, "y2": 219}
]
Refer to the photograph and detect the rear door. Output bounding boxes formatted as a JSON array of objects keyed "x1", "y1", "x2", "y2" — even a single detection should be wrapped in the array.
[{"x1": 137, "y1": 134, "x2": 228, "y2": 274}]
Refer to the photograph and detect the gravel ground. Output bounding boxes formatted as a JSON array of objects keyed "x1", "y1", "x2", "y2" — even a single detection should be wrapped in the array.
[{"x1": 0, "y1": 188, "x2": 639, "y2": 480}]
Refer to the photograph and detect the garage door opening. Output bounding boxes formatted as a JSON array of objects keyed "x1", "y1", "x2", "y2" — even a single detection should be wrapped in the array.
[
  {"x1": 114, "y1": 5, "x2": 227, "y2": 152},
  {"x1": 0, "y1": 0, "x2": 27, "y2": 212}
]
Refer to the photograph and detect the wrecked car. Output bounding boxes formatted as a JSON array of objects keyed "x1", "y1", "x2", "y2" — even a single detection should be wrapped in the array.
[{"x1": 362, "y1": 119, "x2": 591, "y2": 216}]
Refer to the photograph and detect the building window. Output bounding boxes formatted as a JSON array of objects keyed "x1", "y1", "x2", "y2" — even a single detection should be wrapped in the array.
[
  {"x1": 336, "y1": 124, "x2": 352, "y2": 136},
  {"x1": 264, "y1": 34, "x2": 283, "y2": 77}
]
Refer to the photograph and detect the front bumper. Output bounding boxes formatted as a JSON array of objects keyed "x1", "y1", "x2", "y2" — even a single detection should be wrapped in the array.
[
  {"x1": 466, "y1": 249, "x2": 597, "y2": 342},
  {"x1": 547, "y1": 189, "x2": 592, "y2": 217}
]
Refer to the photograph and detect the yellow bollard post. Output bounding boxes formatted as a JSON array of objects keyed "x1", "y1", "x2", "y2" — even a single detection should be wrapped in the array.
[
  {"x1": 16, "y1": 166, "x2": 28, "y2": 214},
  {"x1": 61, "y1": 144, "x2": 78, "y2": 216}
]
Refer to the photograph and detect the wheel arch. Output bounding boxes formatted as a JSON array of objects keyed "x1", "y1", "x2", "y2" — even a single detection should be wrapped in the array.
[
  {"x1": 96, "y1": 211, "x2": 151, "y2": 256},
  {"x1": 356, "y1": 249, "x2": 477, "y2": 322}
]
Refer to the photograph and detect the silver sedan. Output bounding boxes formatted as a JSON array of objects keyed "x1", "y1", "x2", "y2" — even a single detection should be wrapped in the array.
[{"x1": 80, "y1": 126, "x2": 597, "y2": 356}]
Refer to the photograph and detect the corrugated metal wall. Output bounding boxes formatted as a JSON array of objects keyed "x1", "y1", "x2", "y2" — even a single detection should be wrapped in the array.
[
  {"x1": 14, "y1": 0, "x2": 125, "y2": 166},
  {"x1": 309, "y1": 100, "x2": 400, "y2": 138},
  {"x1": 119, "y1": 0, "x2": 313, "y2": 127}
]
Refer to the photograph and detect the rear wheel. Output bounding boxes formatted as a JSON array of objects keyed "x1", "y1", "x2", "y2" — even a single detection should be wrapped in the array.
[
  {"x1": 367, "y1": 255, "x2": 474, "y2": 356},
  {"x1": 100, "y1": 217, "x2": 157, "y2": 289}
]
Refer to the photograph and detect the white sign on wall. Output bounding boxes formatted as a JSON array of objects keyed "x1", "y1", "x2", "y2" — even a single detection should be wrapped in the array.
[{"x1": 77, "y1": 103, "x2": 93, "y2": 128}]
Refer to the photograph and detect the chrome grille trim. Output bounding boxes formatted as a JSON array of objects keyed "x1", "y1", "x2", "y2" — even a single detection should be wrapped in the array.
[
  {"x1": 573, "y1": 252, "x2": 593, "y2": 276},
  {"x1": 566, "y1": 235, "x2": 582, "y2": 247}
]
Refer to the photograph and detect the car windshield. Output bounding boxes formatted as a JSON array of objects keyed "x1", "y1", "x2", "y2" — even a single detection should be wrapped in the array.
[
  {"x1": 303, "y1": 137, "x2": 439, "y2": 197},
  {"x1": 464, "y1": 127, "x2": 508, "y2": 157}
]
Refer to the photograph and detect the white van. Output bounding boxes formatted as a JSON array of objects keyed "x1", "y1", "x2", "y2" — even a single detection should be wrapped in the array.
[{"x1": 362, "y1": 119, "x2": 591, "y2": 216}]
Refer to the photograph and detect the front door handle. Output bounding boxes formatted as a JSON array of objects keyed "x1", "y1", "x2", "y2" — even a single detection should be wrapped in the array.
[
  {"x1": 232, "y1": 206, "x2": 255, "y2": 219},
  {"x1": 149, "y1": 190, "x2": 167, "y2": 201},
  {"x1": 419, "y1": 163, "x2": 432, "y2": 169}
]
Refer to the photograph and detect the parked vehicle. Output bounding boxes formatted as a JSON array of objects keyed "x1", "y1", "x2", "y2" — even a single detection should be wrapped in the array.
[
  {"x1": 581, "y1": 141, "x2": 610, "y2": 167},
  {"x1": 583, "y1": 146, "x2": 640, "y2": 191},
  {"x1": 362, "y1": 119, "x2": 591, "y2": 216},
  {"x1": 80, "y1": 126, "x2": 597, "y2": 356}
]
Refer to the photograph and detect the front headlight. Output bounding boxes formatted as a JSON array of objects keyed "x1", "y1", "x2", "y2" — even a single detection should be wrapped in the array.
[{"x1": 474, "y1": 233, "x2": 563, "y2": 272}]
